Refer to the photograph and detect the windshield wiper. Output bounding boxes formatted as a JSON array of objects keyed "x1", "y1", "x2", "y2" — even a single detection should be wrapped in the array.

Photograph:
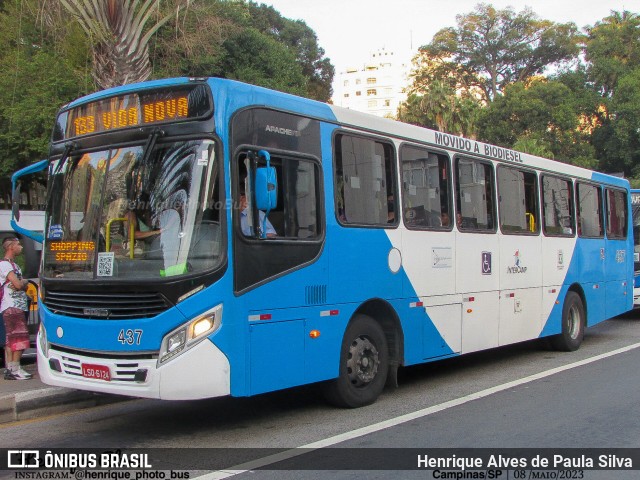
[
  {"x1": 141, "y1": 128, "x2": 163, "y2": 166},
  {"x1": 52, "y1": 142, "x2": 76, "y2": 174},
  {"x1": 46, "y1": 142, "x2": 76, "y2": 206},
  {"x1": 128, "y1": 128, "x2": 164, "y2": 204}
]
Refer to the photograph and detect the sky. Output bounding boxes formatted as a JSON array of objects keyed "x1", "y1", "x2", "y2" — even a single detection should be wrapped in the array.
[{"x1": 258, "y1": 0, "x2": 637, "y2": 92}]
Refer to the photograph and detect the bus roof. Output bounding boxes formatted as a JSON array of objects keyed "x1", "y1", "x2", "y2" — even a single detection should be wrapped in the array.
[{"x1": 63, "y1": 77, "x2": 629, "y2": 190}]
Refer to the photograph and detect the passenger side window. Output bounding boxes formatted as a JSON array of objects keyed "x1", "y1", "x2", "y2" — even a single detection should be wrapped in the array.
[
  {"x1": 497, "y1": 166, "x2": 539, "y2": 234},
  {"x1": 455, "y1": 158, "x2": 496, "y2": 232},
  {"x1": 542, "y1": 175, "x2": 575, "y2": 237},
  {"x1": 606, "y1": 188, "x2": 627, "y2": 239},
  {"x1": 576, "y1": 183, "x2": 604, "y2": 238},
  {"x1": 279, "y1": 158, "x2": 321, "y2": 239},
  {"x1": 334, "y1": 134, "x2": 396, "y2": 227},
  {"x1": 401, "y1": 146, "x2": 451, "y2": 229}
]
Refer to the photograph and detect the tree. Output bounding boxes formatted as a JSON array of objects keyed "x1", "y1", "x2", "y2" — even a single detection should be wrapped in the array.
[
  {"x1": 400, "y1": 42, "x2": 484, "y2": 135},
  {"x1": 150, "y1": 0, "x2": 236, "y2": 80},
  {"x1": 478, "y1": 77, "x2": 598, "y2": 167},
  {"x1": 151, "y1": 1, "x2": 334, "y2": 101},
  {"x1": 396, "y1": 94, "x2": 437, "y2": 130},
  {"x1": 512, "y1": 134, "x2": 554, "y2": 159},
  {"x1": 0, "y1": 0, "x2": 90, "y2": 205},
  {"x1": 410, "y1": 35, "x2": 487, "y2": 104},
  {"x1": 585, "y1": 11, "x2": 640, "y2": 177},
  {"x1": 585, "y1": 11, "x2": 640, "y2": 97},
  {"x1": 418, "y1": 3, "x2": 581, "y2": 103},
  {"x1": 219, "y1": 28, "x2": 308, "y2": 96},
  {"x1": 416, "y1": 80, "x2": 456, "y2": 132},
  {"x1": 245, "y1": 2, "x2": 334, "y2": 101},
  {"x1": 398, "y1": 79, "x2": 481, "y2": 137},
  {"x1": 60, "y1": 0, "x2": 180, "y2": 89},
  {"x1": 592, "y1": 67, "x2": 640, "y2": 176}
]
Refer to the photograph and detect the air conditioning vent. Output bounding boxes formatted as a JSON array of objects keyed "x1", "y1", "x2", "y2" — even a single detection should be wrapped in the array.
[{"x1": 305, "y1": 285, "x2": 327, "y2": 305}]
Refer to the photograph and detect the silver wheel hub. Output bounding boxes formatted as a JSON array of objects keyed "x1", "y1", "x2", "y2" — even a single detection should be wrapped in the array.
[
  {"x1": 347, "y1": 336, "x2": 379, "y2": 387},
  {"x1": 568, "y1": 305, "x2": 581, "y2": 339}
]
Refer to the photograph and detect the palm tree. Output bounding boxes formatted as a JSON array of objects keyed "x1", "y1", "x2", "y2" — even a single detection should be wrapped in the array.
[
  {"x1": 419, "y1": 80, "x2": 456, "y2": 133},
  {"x1": 60, "y1": 0, "x2": 181, "y2": 89}
]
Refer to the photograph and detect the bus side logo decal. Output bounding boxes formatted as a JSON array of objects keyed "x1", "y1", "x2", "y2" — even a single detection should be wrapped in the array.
[
  {"x1": 557, "y1": 249, "x2": 565, "y2": 270},
  {"x1": 507, "y1": 250, "x2": 527, "y2": 274}
]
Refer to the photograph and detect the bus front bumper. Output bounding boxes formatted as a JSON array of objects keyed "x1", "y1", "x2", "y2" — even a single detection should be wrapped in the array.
[{"x1": 37, "y1": 336, "x2": 231, "y2": 400}]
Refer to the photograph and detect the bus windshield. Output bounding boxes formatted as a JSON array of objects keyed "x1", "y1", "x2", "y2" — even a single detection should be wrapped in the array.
[{"x1": 43, "y1": 138, "x2": 222, "y2": 280}]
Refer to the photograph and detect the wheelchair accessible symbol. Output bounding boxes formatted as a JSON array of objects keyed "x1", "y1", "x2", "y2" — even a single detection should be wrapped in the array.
[{"x1": 482, "y1": 251, "x2": 492, "y2": 275}]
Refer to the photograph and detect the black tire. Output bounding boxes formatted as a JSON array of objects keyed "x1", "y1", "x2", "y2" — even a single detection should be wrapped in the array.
[
  {"x1": 550, "y1": 291, "x2": 585, "y2": 352},
  {"x1": 323, "y1": 314, "x2": 389, "y2": 408}
]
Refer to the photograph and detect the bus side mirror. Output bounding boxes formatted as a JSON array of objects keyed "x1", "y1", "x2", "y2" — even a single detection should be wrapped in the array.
[
  {"x1": 11, "y1": 159, "x2": 48, "y2": 243},
  {"x1": 254, "y1": 151, "x2": 277, "y2": 211},
  {"x1": 12, "y1": 184, "x2": 21, "y2": 222}
]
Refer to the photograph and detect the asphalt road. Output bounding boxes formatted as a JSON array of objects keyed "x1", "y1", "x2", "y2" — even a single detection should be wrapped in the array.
[{"x1": 1, "y1": 313, "x2": 639, "y2": 479}]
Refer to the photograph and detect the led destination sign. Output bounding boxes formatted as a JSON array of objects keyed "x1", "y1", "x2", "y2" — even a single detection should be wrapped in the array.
[
  {"x1": 49, "y1": 241, "x2": 95, "y2": 262},
  {"x1": 71, "y1": 95, "x2": 189, "y2": 136},
  {"x1": 55, "y1": 85, "x2": 211, "y2": 141}
]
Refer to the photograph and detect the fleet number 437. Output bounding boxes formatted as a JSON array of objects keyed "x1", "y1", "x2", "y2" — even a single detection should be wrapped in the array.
[{"x1": 118, "y1": 329, "x2": 143, "y2": 345}]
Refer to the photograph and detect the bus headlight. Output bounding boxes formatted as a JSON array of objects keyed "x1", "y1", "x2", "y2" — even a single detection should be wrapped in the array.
[
  {"x1": 167, "y1": 330, "x2": 186, "y2": 354},
  {"x1": 38, "y1": 322, "x2": 49, "y2": 358},
  {"x1": 158, "y1": 304, "x2": 222, "y2": 366},
  {"x1": 192, "y1": 317, "x2": 214, "y2": 337}
]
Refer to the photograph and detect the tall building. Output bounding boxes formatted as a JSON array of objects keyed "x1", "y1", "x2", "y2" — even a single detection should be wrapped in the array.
[{"x1": 332, "y1": 48, "x2": 411, "y2": 118}]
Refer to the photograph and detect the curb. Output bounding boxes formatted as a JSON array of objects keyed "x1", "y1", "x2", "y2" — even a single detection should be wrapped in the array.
[{"x1": 0, "y1": 387, "x2": 128, "y2": 424}]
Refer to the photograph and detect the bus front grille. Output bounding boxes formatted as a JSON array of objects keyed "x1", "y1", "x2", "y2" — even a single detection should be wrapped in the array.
[
  {"x1": 59, "y1": 354, "x2": 144, "y2": 382},
  {"x1": 48, "y1": 345, "x2": 156, "y2": 384},
  {"x1": 43, "y1": 290, "x2": 171, "y2": 319}
]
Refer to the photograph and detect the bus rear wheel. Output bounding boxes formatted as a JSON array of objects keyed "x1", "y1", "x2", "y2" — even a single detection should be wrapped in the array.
[
  {"x1": 323, "y1": 315, "x2": 389, "y2": 408},
  {"x1": 550, "y1": 291, "x2": 585, "y2": 352}
]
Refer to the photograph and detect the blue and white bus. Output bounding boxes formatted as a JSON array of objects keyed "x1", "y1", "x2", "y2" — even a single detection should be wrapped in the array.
[
  {"x1": 14, "y1": 78, "x2": 633, "y2": 407},
  {"x1": 631, "y1": 190, "x2": 640, "y2": 307}
]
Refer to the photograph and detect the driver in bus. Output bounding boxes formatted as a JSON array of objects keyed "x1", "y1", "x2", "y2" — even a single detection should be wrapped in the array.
[
  {"x1": 239, "y1": 185, "x2": 276, "y2": 238},
  {"x1": 122, "y1": 193, "x2": 162, "y2": 256},
  {"x1": 124, "y1": 208, "x2": 162, "y2": 243}
]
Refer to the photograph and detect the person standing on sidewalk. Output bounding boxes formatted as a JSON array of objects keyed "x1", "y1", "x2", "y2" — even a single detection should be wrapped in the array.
[{"x1": 1, "y1": 237, "x2": 32, "y2": 380}]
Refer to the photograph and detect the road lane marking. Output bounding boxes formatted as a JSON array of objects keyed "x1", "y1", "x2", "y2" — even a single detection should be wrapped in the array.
[{"x1": 196, "y1": 341, "x2": 640, "y2": 479}]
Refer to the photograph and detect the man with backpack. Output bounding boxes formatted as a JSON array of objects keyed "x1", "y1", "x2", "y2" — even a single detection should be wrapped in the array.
[{"x1": 1, "y1": 236, "x2": 32, "y2": 380}]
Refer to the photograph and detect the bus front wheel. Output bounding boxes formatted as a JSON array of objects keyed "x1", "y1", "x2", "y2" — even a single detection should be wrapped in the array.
[
  {"x1": 550, "y1": 291, "x2": 585, "y2": 352},
  {"x1": 323, "y1": 315, "x2": 389, "y2": 408}
]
